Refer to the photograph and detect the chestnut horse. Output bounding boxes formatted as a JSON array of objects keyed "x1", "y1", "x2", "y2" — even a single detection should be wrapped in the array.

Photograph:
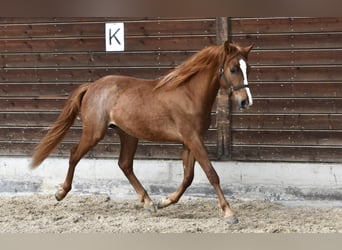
[{"x1": 31, "y1": 41, "x2": 253, "y2": 224}]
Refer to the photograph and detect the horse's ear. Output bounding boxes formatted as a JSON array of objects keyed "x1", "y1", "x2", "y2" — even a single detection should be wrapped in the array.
[
  {"x1": 241, "y1": 43, "x2": 254, "y2": 58},
  {"x1": 224, "y1": 41, "x2": 238, "y2": 55}
]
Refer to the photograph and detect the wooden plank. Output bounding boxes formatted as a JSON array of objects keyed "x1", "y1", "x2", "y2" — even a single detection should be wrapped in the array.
[
  {"x1": 0, "y1": 83, "x2": 80, "y2": 97},
  {"x1": 0, "y1": 38, "x2": 104, "y2": 53},
  {"x1": 231, "y1": 17, "x2": 342, "y2": 34},
  {"x1": 0, "y1": 67, "x2": 171, "y2": 82},
  {"x1": 231, "y1": 146, "x2": 342, "y2": 163},
  {"x1": 238, "y1": 98, "x2": 342, "y2": 114},
  {"x1": 232, "y1": 130, "x2": 342, "y2": 146},
  {"x1": 0, "y1": 17, "x2": 213, "y2": 24},
  {"x1": 250, "y1": 66, "x2": 342, "y2": 82},
  {"x1": 250, "y1": 82, "x2": 342, "y2": 98},
  {"x1": 124, "y1": 19, "x2": 216, "y2": 36},
  {"x1": 0, "y1": 17, "x2": 151, "y2": 24},
  {"x1": 232, "y1": 114, "x2": 342, "y2": 130},
  {"x1": 248, "y1": 49, "x2": 342, "y2": 66},
  {"x1": 0, "y1": 98, "x2": 67, "y2": 112},
  {"x1": 0, "y1": 51, "x2": 195, "y2": 68},
  {"x1": 232, "y1": 33, "x2": 342, "y2": 50},
  {"x1": 0, "y1": 22, "x2": 105, "y2": 38},
  {"x1": 0, "y1": 112, "x2": 63, "y2": 126},
  {"x1": 119, "y1": 35, "x2": 218, "y2": 51},
  {"x1": 0, "y1": 17, "x2": 118, "y2": 24}
]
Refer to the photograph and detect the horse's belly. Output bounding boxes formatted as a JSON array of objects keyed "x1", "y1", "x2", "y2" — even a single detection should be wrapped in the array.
[{"x1": 120, "y1": 118, "x2": 182, "y2": 143}]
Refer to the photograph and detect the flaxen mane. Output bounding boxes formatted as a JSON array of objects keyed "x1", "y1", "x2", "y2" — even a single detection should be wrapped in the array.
[{"x1": 154, "y1": 44, "x2": 226, "y2": 90}]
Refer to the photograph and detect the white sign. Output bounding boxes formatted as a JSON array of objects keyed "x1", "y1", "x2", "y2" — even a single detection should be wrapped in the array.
[{"x1": 105, "y1": 23, "x2": 124, "y2": 51}]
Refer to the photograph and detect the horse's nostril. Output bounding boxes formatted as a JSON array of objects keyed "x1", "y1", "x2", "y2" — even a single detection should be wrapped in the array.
[{"x1": 241, "y1": 99, "x2": 249, "y2": 109}]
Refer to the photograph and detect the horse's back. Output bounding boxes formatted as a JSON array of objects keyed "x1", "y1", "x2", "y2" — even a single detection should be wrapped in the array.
[
  {"x1": 82, "y1": 74, "x2": 157, "y2": 108},
  {"x1": 94, "y1": 75, "x2": 157, "y2": 89}
]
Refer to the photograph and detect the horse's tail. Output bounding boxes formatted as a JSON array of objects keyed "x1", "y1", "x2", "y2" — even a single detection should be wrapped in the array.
[{"x1": 30, "y1": 83, "x2": 90, "y2": 169}]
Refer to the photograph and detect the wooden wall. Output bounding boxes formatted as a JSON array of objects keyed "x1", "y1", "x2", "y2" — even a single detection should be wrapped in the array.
[
  {"x1": 1, "y1": 17, "x2": 342, "y2": 163},
  {"x1": 0, "y1": 17, "x2": 218, "y2": 159},
  {"x1": 229, "y1": 17, "x2": 342, "y2": 162}
]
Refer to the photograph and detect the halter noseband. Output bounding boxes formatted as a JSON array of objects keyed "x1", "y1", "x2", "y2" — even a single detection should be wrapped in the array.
[{"x1": 218, "y1": 58, "x2": 249, "y2": 92}]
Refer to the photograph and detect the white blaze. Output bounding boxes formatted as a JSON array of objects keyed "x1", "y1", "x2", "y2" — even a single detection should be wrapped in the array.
[{"x1": 239, "y1": 59, "x2": 253, "y2": 106}]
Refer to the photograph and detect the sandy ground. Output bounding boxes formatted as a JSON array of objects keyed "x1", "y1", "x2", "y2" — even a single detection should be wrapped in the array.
[{"x1": 0, "y1": 194, "x2": 341, "y2": 233}]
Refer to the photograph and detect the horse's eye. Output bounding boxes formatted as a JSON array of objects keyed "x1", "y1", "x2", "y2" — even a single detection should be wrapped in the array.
[{"x1": 230, "y1": 68, "x2": 237, "y2": 74}]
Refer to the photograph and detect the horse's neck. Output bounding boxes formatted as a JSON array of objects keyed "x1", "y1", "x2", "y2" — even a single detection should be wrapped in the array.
[{"x1": 186, "y1": 68, "x2": 221, "y2": 112}]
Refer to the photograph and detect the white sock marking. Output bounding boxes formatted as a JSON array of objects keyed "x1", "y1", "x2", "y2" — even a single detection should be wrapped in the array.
[{"x1": 239, "y1": 59, "x2": 253, "y2": 106}]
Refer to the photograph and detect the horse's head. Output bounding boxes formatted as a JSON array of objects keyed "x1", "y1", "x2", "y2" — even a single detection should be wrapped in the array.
[{"x1": 219, "y1": 42, "x2": 254, "y2": 110}]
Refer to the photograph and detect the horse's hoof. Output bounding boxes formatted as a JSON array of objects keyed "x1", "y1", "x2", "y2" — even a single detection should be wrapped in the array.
[
  {"x1": 55, "y1": 192, "x2": 63, "y2": 201},
  {"x1": 55, "y1": 188, "x2": 66, "y2": 201},
  {"x1": 157, "y1": 200, "x2": 165, "y2": 209},
  {"x1": 157, "y1": 197, "x2": 171, "y2": 209},
  {"x1": 226, "y1": 215, "x2": 239, "y2": 225},
  {"x1": 144, "y1": 202, "x2": 157, "y2": 214}
]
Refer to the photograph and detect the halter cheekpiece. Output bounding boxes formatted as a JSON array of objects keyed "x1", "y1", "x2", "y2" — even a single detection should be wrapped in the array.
[{"x1": 218, "y1": 58, "x2": 249, "y2": 92}]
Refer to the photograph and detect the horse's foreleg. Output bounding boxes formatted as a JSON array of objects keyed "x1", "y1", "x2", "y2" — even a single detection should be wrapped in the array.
[
  {"x1": 185, "y1": 135, "x2": 238, "y2": 224},
  {"x1": 55, "y1": 129, "x2": 104, "y2": 201},
  {"x1": 117, "y1": 130, "x2": 156, "y2": 213},
  {"x1": 158, "y1": 145, "x2": 195, "y2": 209}
]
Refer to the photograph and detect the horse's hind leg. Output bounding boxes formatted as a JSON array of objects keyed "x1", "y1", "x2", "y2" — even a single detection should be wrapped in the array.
[
  {"x1": 117, "y1": 129, "x2": 156, "y2": 213},
  {"x1": 55, "y1": 125, "x2": 105, "y2": 201},
  {"x1": 158, "y1": 145, "x2": 195, "y2": 208}
]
